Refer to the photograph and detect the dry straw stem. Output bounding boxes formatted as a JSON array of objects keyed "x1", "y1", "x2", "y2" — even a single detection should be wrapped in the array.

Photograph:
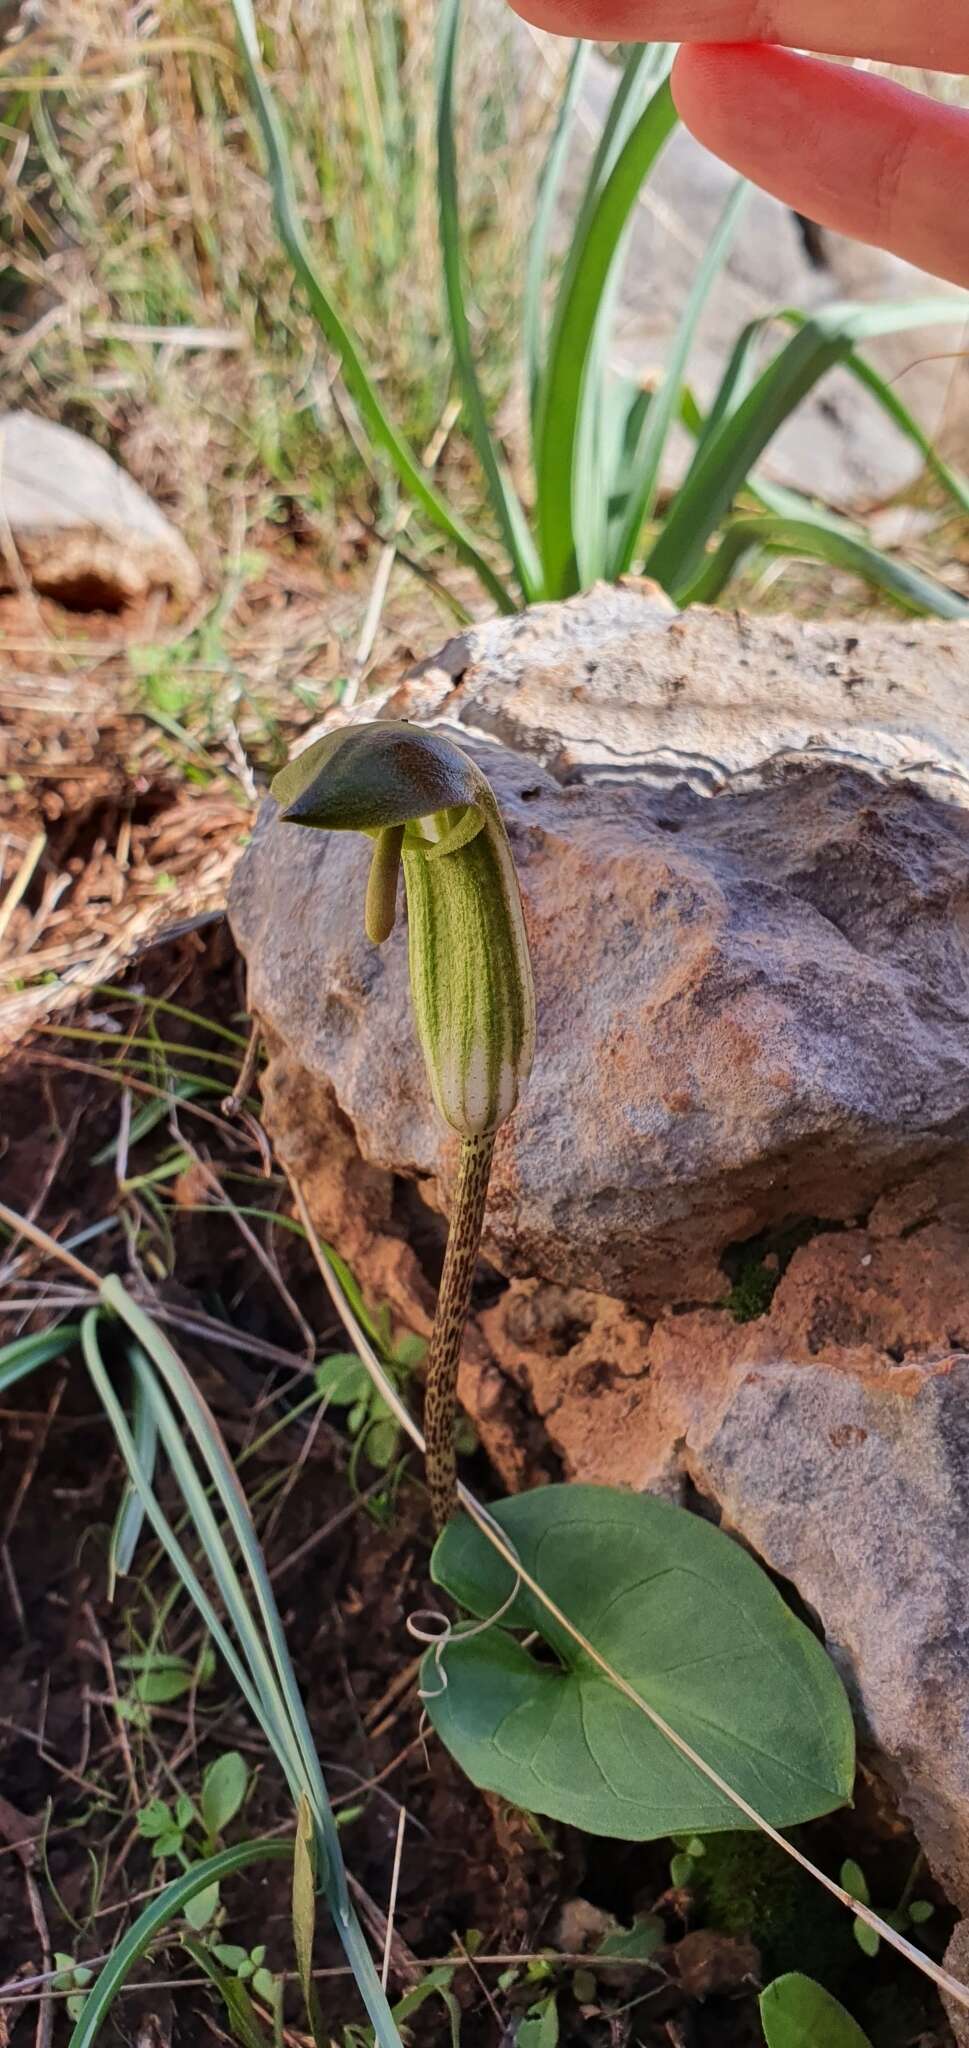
[{"x1": 286, "y1": 1169, "x2": 969, "y2": 2015}]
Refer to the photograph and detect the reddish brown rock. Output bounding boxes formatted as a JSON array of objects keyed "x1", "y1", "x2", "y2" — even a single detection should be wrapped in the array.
[{"x1": 464, "y1": 1216, "x2": 969, "y2": 1912}]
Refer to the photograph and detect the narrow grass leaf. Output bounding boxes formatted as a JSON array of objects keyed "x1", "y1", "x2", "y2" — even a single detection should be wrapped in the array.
[
  {"x1": 779, "y1": 311, "x2": 969, "y2": 517},
  {"x1": 646, "y1": 296, "x2": 969, "y2": 596},
  {"x1": 574, "y1": 41, "x2": 674, "y2": 210},
  {"x1": 524, "y1": 39, "x2": 590, "y2": 423},
  {"x1": 67, "y1": 1841, "x2": 291, "y2": 2048},
  {"x1": 392, "y1": 1967, "x2": 463, "y2": 2046},
  {"x1": 693, "y1": 315, "x2": 784, "y2": 457},
  {"x1": 436, "y1": 0, "x2": 541, "y2": 599},
  {"x1": 101, "y1": 1283, "x2": 340, "y2": 1877},
  {"x1": 108, "y1": 1345, "x2": 158, "y2": 1597},
  {"x1": 85, "y1": 1301, "x2": 406, "y2": 2048},
  {"x1": 534, "y1": 77, "x2": 678, "y2": 596},
  {"x1": 93, "y1": 986, "x2": 249, "y2": 1049},
  {"x1": 609, "y1": 177, "x2": 749, "y2": 574},
  {"x1": 92, "y1": 1081, "x2": 205, "y2": 1163},
  {"x1": 701, "y1": 307, "x2": 969, "y2": 518},
  {"x1": 81, "y1": 1313, "x2": 295, "y2": 1777},
  {"x1": 679, "y1": 510, "x2": 969, "y2": 618},
  {"x1": 0, "y1": 1324, "x2": 80, "y2": 1394},
  {"x1": 227, "y1": 0, "x2": 516, "y2": 615}
]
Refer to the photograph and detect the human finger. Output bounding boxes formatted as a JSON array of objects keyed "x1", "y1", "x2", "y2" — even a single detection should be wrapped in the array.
[
  {"x1": 671, "y1": 44, "x2": 969, "y2": 289},
  {"x1": 510, "y1": 0, "x2": 969, "y2": 72}
]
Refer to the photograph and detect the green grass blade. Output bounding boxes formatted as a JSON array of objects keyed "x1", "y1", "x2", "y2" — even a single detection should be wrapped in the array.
[
  {"x1": 436, "y1": 0, "x2": 541, "y2": 600},
  {"x1": 84, "y1": 1305, "x2": 406, "y2": 2048},
  {"x1": 0, "y1": 1324, "x2": 80, "y2": 1394},
  {"x1": 578, "y1": 42, "x2": 674, "y2": 208},
  {"x1": 101, "y1": 1279, "x2": 342, "y2": 1882},
  {"x1": 646, "y1": 296, "x2": 969, "y2": 598},
  {"x1": 107, "y1": 1346, "x2": 159, "y2": 1596},
  {"x1": 573, "y1": 252, "x2": 635, "y2": 585},
  {"x1": 81, "y1": 1315, "x2": 288, "y2": 1763},
  {"x1": 678, "y1": 510, "x2": 969, "y2": 618},
  {"x1": 534, "y1": 75, "x2": 678, "y2": 597},
  {"x1": 722, "y1": 306, "x2": 969, "y2": 518},
  {"x1": 93, "y1": 986, "x2": 249, "y2": 1049},
  {"x1": 609, "y1": 177, "x2": 749, "y2": 576},
  {"x1": 778, "y1": 311, "x2": 969, "y2": 518},
  {"x1": 693, "y1": 314, "x2": 773, "y2": 456},
  {"x1": 227, "y1": 0, "x2": 515, "y2": 615},
  {"x1": 530, "y1": 33, "x2": 676, "y2": 536},
  {"x1": 67, "y1": 1841, "x2": 292, "y2": 2048},
  {"x1": 123, "y1": 1356, "x2": 311, "y2": 1800},
  {"x1": 91, "y1": 1082, "x2": 205, "y2": 1166},
  {"x1": 524, "y1": 39, "x2": 590, "y2": 425}
]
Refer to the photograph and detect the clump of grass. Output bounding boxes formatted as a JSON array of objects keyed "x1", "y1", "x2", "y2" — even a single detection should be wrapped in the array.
[{"x1": 3, "y1": 0, "x2": 543, "y2": 578}]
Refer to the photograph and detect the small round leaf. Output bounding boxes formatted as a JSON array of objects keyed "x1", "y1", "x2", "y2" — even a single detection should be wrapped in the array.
[{"x1": 201, "y1": 1751, "x2": 248, "y2": 1838}]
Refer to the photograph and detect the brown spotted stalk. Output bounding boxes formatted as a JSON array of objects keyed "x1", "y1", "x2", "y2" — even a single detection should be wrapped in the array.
[{"x1": 271, "y1": 720, "x2": 535, "y2": 1529}]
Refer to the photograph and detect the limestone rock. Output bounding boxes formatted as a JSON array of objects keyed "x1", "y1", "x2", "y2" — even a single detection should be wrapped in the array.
[
  {"x1": 0, "y1": 411, "x2": 200, "y2": 608},
  {"x1": 229, "y1": 584, "x2": 969, "y2": 1311}
]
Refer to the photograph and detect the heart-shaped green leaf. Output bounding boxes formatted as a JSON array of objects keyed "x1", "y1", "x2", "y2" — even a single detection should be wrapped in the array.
[
  {"x1": 425, "y1": 1487, "x2": 854, "y2": 1839},
  {"x1": 760, "y1": 1974, "x2": 873, "y2": 2046}
]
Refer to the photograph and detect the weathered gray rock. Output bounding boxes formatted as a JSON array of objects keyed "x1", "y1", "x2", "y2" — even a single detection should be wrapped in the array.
[
  {"x1": 0, "y1": 411, "x2": 200, "y2": 607},
  {"x1": 231, "y1": 584, "x2": 969, "y2": 1310}
]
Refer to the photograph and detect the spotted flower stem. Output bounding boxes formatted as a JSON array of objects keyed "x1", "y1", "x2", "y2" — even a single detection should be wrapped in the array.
[{"x1": 423, "y1": 1130, "x2": 496, "y2": 1530}]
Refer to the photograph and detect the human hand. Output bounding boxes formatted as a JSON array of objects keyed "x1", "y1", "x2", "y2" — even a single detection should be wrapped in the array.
[{"x1": 509, "y1": 1, "x2": 969, "y2": 288}]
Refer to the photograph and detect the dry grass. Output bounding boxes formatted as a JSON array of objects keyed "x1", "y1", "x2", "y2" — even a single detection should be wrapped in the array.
[
  {"x1": 0, "y1": 0, "x2": 553, "y2": 579},
  {"x1": 0, "y1": 0, "x2": 560, "y2": 1049},
  {"x1": 0, "y1": 548, "x2": 494, "y2": 1052}
]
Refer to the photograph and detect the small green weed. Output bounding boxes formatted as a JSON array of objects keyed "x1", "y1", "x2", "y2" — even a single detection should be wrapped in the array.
[
  {"x1": 51, "y1": 1955, "x2": 95, "y2": 2024},
  {"x1": 137, "y1": 1751, "x2": 253, "y2": 1931},
  {"x1": 722, "y1": 1220, "x2": 829, "y2": 1323},
  {"x1": 208, "y1": 1940, "x2": 276, "y2": 2000},
  {"x1": 841, "y1": 1856, "x2": 935, "y2": 1960},
  {"x1": 118, "y1": 1645, "x2": 216, "y2": 1724},
  {"x1": 316, "y1": 1313, "x2": 433, "y2": 1505},
  {"x1": 669, "y1": 1833, "x2": 707, "y2": 1888},
  {"x1": 513, "y1": 1993, "x2": 559, "y2": 2046}
]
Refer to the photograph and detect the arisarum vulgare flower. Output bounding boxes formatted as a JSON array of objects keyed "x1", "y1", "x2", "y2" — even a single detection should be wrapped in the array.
[{"x1": 272, "y1": 719, "x2": 535, "y2": 1526}]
